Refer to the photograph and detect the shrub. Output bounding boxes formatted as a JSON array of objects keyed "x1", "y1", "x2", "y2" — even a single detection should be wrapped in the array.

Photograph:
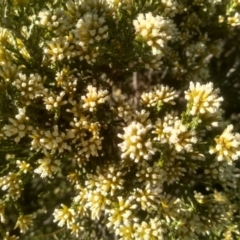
[{"x1": 0, "y1": 0, "x2": 240, "y2": 239}]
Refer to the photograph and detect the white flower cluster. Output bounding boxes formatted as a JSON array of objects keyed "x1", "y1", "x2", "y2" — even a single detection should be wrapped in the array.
[
  {"x1": 43, "y1": 91, "x2": 67, "y2": 111},
  {"x1": 36, "y1": 0, "x2": 111, "y2": 64},
  {"x1": 160, "y1": 0, "x2": 182, "y2": 17},
  {"x1": 44, "y1": 36, "x2": 75, "y2": 62},
  {"x1": 35, "y1": 9, "x2": 53, "y2": 29},
  {"x1": 81, "y1": 85, "x2": 109, "y2": 112},
  {"x1": 61, "y1": 82, "x2": 232, "y2": 239},
  {"x1": 136, "y1": 162, "x2": 162, "y2": 187},
  {"x1": 219, "y1": 1, "x2": 240, "y2": 27},
  {"x1": 185, "y1": 82, "x2": 223, "y2": 116},
  {"x1": 3, "y1": 108, "x2": 32, "y2": 143},
  {"x1": 55, "y1": 67, "x2": 77, "y2": 93},
  {"x1": 73, "y1": 13, "x2": 108, "y2": 47},
  {"x1": 30, "y1": 125, "x2": 72, "y2": 154},
  {"x1": 133, "y1": 12, "x2": 178, "y2": 55},
  {"x1": 227, "y1": 12, "x2": 240, "y2": 26},
  {"x1": 14, "y1": 215, "x2": 34, "y2": 234},
  {"x1": 141, "y1": 84, "x2": 178, "y2": 107},
  {"x1": 36, "y1": 8, "x2": 70, "y2": 34},
  {"x1": 77, "y1": 136, "x2": 103, "y2": 158},
  {"x1": 0, "y1": 173, "x2": 22, "y2": 199},
  {"x1": 107, "y1": 196, "x2": 138, "y2": 230},
  {"x1": 153, "y1": 114, "x2": 197, "y2": 152},
  {"x1": 134, "y1": 217, "x2": 163, "y2": 239},
  {"x1": 12, "y1": 73, "x2": 46, "y2": 102},
  {"x1": 53, "y1": 204, "x2": 76, "y2": 228},
  {"x1": 66, "y1": 87, "x2": 108, "y2": 161},
  {"x1": 16, "y1": 160, "x2": 31, "y2": 173},
  {"x1": 210, "y1": 125, "x2": 240, "y2": 165},
  {"x1": 118, "y1": 121, "x2": 155, "y2": 162},
  {"x1": 34, "y1": 154, "x2": 61, "y2": 178},
  {"x1": 86, "y1": 165, "x2": 124, "y2": 197},
  {"x1": 84, "y1": 190, "x2": 110, "y2": 220},
  {"x1": 185, "y1": 82, "x2": 224, "y2": 128},
  {"x1": 133, "y1": 186, "x2": 160, "y2": 211}
]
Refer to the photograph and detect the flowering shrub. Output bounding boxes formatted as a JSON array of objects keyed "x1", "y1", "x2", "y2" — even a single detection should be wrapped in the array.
[{"x1": 0, "y1": 0, "x2": 240, "y2": 239}]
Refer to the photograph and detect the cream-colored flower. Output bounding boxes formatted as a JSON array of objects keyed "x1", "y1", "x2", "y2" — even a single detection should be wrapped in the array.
[
  {"x1": 43, "y1": 91, "x2": 67, "y2": 111},
  {"x1": 36, "y1": 8, "x2": 68, "y2": 34},
  {"x1": 73, "y1": 13, "x2": 108, "y2": 47},
  {"x1": 115, "y1": 223, "x2": 135, "y2": 240},
  {"x1": 14, "y1": 214, "x2": 34, "y2": 233},
  {"x1": 107, "y1": 196, "x2": 138, "y2": 229},
  {"x1": 34, "y1": 154, "x2": 61, "y2": 178},
  {"x1": 86, "y1": 165, "x2": 124, "y2": 197},
  {"x1": 118, "y1": 121, "x2": 155, "y2": 162},
  {"x1": 153, "y1": 113, "x2": 197, "y2": 152},
  {"x1": 13, "y1": 73, "x2": 46, "y2": 101},
  {"x1": 159, "y1": 194, "x2": 181, "y2": 222},
  {"x1": 133, "y1": 12, "x2": 177, "y2": 55},
  {"x1": 0, "y1": 172, "x2": 22, "y2": 199},
  {"x1": 209, "y1": 125, "x2": 240, "y2": 164},
  {"x1": 136, "y1": 163, "x2": 161, "y2": 187},
  {"x1": 85, "y1": 190, "x2": 111, "y2": 220},
  {"x1": 44, "y1": 36, "x2": 75, "y2": 62},
  {"x1": 185, "y1": 82, "x2": 223, "y2": 116},
  {"x1": 141, "y1": 84, "x2": 178, "y2": 107},
  {"x1": 153, "y1": 113, "x2": 178, "y2": 144},
  {"x1": 133, "y1": 187, "x2": 159, "y2": 211},
  {"x1": 78, "y1": 136, "x2": 103, "y2": 158},
  {"x1": 3, "y1": 107, "x2": 33, "y2": 143},
  {"x1": 35, "y1": 9, "x2": 52, "y2": 28},
  {"x1": 227, "y1": 12, "x2": 240, "y2": 26},
  {"x1": 30, "y1": 125, "x2": 71, "y2": 154},
  {"x1": 69, "y1": 222, "x2": 84, "y2": 238},
  {"x1": 16, "y1": 160, "x2": 31, "y2": 173},
  {"x1": 53, "y1": 204, "x2": 76, "y2": 228},
  {"x1": 55, "y1": 67, "x2": 77, "y2": 93},
  {"x1": 134, "y1": 217, "x2": 163, "y2": 240},
  {"x1": 163, "y1": 159, "x2": 186, "y2": 185},
  {"x1": 81, "y1": 85, "x2": 109, "y2": 112},
  {"x1": 73, "y1": 185, "x2": 88, "y2": 216}
]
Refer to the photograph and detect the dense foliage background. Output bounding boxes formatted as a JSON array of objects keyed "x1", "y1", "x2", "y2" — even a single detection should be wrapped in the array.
[{"x1": 0, "y1": 0, "x2": 240, "y2": 239}]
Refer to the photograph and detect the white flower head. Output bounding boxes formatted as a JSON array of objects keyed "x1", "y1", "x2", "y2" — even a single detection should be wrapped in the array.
[
  {"x1": 53, "y1": 204, "x2": 76, "y2": 228},
  {"x1": 210, "y1": 125, "x2": 240, "y2": 164},
  {"x1": 185, "y1": 82, "x2": 223, "y2": 116},
  {"x1": 118, "y1": 121, "x2": 155, "y2": 162},
  {"x1": 134, "y1": 12, "x2": 178, "y2": 55}
]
